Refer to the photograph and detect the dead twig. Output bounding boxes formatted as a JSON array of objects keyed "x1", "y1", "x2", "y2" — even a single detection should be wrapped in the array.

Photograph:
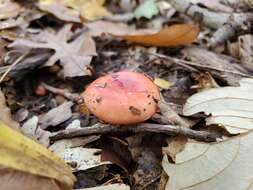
[
  {"x1": 50, "y1": 123, "x2": 220, "y2": 142},
  {"x1": 0, "y1": 52, "x2": 29, "y2": 83},
  {"x1": 168, "y1": 0, "x2": 253, "y2": 47},
  {"x1": 41, "y1": 82, "x2": 83, "y2": 103}
]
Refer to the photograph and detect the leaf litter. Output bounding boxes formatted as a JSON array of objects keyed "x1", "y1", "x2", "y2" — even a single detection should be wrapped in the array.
[{"x1": 1, "y1": 0, "x2": 253, "y2": 189}]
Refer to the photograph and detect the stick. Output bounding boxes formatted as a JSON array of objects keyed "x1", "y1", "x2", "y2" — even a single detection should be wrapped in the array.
[
  {"x1": 50, "y1": 123, "x2": 219, "y2": 142},
  {"x1": 41, "y1": 83, "x2": 83, "y2": 103}
]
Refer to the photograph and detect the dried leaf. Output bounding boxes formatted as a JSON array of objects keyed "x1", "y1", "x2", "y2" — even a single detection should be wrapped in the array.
[
  {"x1": 87, "y1": 21, "x2": 199, "y2": 47},
  {"x1": 116, "y1": 24, "x2": 199, "y2": 47},
  {"x1": 162, "y1": 136, "x2": 188, "y2": 162},
  {"x1": 183, "y1": 46, "x2": 251, "y2": 85},
  {"x1": 0, "y1": 122, "x2": 75, "y2": 189},
  {"x1": 183, "y1": 78, "x2": 253, "y2": 134},
  {"x1": 0, "y1": 0, "x2": 22, "y2": 20},
  {"x1": 0, "y1": 89, "x2": 19, "y2": 131},
  {"x1": 39, "y1": 101, "x2": 74, "y2": 129},
  {"x1": 0, "y1": 2, "x2": 43, "y2": 30},
  {"x1": 76, "y1": 183, "x2": 130, "y2": 190},
  {"x1": 9, "y1": 25, "x2": 96, "y2": 77},
  {"x1": 50, "y1": 140, "x2": 110, "y2": 172},
  {"x1": 38, "y1": 0, "x2": 111, "y2": 21},
  {"x1": 0, "y1": 169, "x2": 67, "y2": 190},
  {"x1": 21, "y1": 116, "x2": 51, "y2": 147},
  {"x1": 162, "y1": 131, "x2": 253, "y2": 190},
  {"x1": 192, "y1": 72, "x2": 219, "y2": 90},
  {"x1": 238, "y1": 35, "x2": 253, "y2": 66}
]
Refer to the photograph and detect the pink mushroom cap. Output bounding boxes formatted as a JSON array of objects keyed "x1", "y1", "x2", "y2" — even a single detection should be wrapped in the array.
[{"x1": 82, "y1": 71, "x2": 160, "y2": 124}]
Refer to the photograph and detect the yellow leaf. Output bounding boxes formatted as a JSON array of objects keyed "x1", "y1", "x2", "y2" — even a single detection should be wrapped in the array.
[
  {"x1": 0, "y1": 122, "x2": 75, "y2": 188},
  {"x1": 154, "y1": 78, "x2": 171, "y2": 89},
  {"x1": 38, "y1": 0, "x2": 111, "y2": 21}
]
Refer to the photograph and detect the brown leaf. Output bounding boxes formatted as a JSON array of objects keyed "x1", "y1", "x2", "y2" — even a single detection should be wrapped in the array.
[
  {"x1": 0, "y1": 168, "x2": 68, "y2": 190},
  {"x1": 116, "y1": 24, "x2": 199, "y2": 47},
  {"x1": 39, "y1": 101, "x2": 74, "y2": 129},
  {"x1": 9, "y1": 24, "x2": 96, "y2": 77},
  {"x1": 86, "y1": 21, "x2": 199, "y2": 46},
  {"x1": 182, "y1": 46, "x2": 251, "y2": 85}
]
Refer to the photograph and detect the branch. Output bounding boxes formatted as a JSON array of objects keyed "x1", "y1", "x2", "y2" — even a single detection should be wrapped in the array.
[
  {"x1": 168, "y1": 0, "x2": 253, "y2": 47},
  {"x1": 168, "y1": 0, "x2": 253, "y2": 29},
  {"x1": 50, "y1": 123, "x2": 219, "y2": 142}
]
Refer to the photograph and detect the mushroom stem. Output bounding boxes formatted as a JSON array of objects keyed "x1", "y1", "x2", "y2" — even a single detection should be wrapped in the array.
[
  {"x1": 50, "y1": 123, "x2": 219, "y2": 142},
  {"x1": 41, "y1": 83, "x2": 83, "y2": 104}
]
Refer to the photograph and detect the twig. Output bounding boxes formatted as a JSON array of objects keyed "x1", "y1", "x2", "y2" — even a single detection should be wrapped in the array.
[
  {"x1": 0, "y1": 52, "x2": 29, "y2": 83},
  {"x1": 168, "y1": 0, "x2": 253, "y2": 29},
  {"x1": 50, "y1": 123, "x2": 219, "y2": 142},
  {"x1": 41, "y1": 83, "x2": 83, "y2": 103},
  {"x1": 168, "y1": 0, "x2": 253, "y2": 47},
  {"x1": 151, "y1": 52, "x2": 251, "y2": 77}
]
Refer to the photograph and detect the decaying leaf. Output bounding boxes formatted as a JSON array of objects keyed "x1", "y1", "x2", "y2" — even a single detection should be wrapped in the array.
[
  {"x1": 38, "y1": 0, "x2": 111, "y2": 21},
  {"x1": 0, "y1": 0, "x2": 22, "y2": 20},
  {"x1": 183, "y1": 78, "x2": 253, "y2": 134},
  {"x1": 50, "y1": 140, "x2": 111, "y2": 172},
  {"x1": 162, "y1": 136, "x2": 188, "y2": 162},
  {"x1": 192, "y1": 72, "x2": 219, "y2": 90},
  {"x1": 9, "y1": 24, "x2": 96, "y2": 77},
  {"x1": 0, "y1": 0, "x2": 43, "y2": 30},
  {"x1": 0, "y1": 89, "x2": 19, "y2": 130},
  {"x1": 21, "y1": 116, "x2": 51, "y2": 147},
  {"x1": 182, "y1": 46, "x2": 251, "y2": 85},
  {"x1": 76, "y1": 183, "x2": 130, "y2": 190},
  {"x1": 39, "y1": 101, "x2": 74, "y2": 129},
  {"x1": 162, "y1": 130, "x2": 253, "y2": 190},
  {"x1": 0, "y1": 122, "x2": 75, "y2": 189},
  {"x1": 87, "y1": 21, "x2": 199, "y2": 47},
  {"x1": 238, "y1": 35, "x2": 253, "y2": 66}
]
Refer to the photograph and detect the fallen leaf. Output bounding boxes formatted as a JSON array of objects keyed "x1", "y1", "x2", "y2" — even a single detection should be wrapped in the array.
[
  {"x1": 182, "y1": 46, "x2": 251, "y2": 85},
  {"x1": 9, "y1": 24, "x2": 96, "y2": 77},
  {"x1": 38, "y1": 0, "x2": 111, "y2": 21},
  {"x1": 50, "y1": 140, "x2": 110, "y2": 172},
  {"x1": 0, "y1": 1, "x2": 43, "y2": 30},
  {"x1": 0, "y1": 89, "x2": 19, "y2": 130},
  {"x1": 192, "y1": 72, "x2": 219, "y2": 90},
  {"x1": 238, "y1": 35, "x2": 253, "y2": 67},
  {"x1": 134, "y1": 0, "x2": 159, "y2": 19},
  {"x1": 76, "y1": 183, "x2": 130, "y2": 190},
  {"x1": 0, "y1": 122, "x2": 75, "y2": 189},
  {"x1": 162, "y1": 130, "x2": 253, "y2": 190},
  {"x1": 154, "y1": 78, "x2": 172, "y2": 89},
  {"x1": 162, "y1": 136, "x2": 188, "y2": 162},
  {"x1": 0, "y1": 0, "x2": 22, "y2": 20},
  {"x1": 115, "y1": 24, "x2": 199, "y2": 47},
  {"x1": 39, "y1": 101, "x2": 74, "y2": 129},
  {"x1": 190, "y1": 0, "x2": 233, "y2": 12},
  {"x1": 183, "y1": 78, "x2": 253, "y2": 134},
  {"x1": 87, "y1": 21, "x2": 199, "y2": 47},
  {"x1": 21, "y1": 116, "x2": 51, "y2": 147},
  {"x1": 0, "y1": 169, "x2": 69, "y2": 190}
]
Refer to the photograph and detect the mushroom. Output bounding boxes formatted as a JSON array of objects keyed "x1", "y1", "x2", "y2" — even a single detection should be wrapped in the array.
[{"x1": 81, "y1": 71, "x2": 160, "y2": 124}]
